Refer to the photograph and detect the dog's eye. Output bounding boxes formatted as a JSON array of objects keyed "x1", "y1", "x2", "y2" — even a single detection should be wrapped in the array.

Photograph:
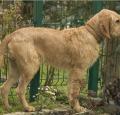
[{"x1": 115, "y1": 19, "x2": 120, "y2": 23}]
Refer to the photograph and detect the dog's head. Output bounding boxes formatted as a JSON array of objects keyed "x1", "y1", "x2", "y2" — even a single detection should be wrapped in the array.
[{"x1": 86, "y1": 9, "x2": 120, "y2": 40}]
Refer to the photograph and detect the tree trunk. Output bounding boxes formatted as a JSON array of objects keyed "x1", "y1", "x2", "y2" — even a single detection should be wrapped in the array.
[{"x1": 102, "y1": 39, "x2": 120, "y2": 86}]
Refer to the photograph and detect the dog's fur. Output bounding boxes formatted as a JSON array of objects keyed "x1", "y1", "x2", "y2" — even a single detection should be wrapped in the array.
[{"x1": 0, "y1": 9, "x2": 120, "y2": 112}]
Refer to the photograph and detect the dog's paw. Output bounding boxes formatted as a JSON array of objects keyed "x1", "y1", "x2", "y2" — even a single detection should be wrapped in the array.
[
  {"x1": 24, "y1": 106, "x2": 35, "y2": 112},
  {"x1": 74, "y1": 106, "x2": 95, "y2": 115},
  {"x1": 74, "y1": 106, "x2": 87, "y2": 113}
]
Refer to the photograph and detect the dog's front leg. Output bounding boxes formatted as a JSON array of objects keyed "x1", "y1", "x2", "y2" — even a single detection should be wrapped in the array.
[{"x1": 68, "y1": 68, "x2": 86, "y2": 113}]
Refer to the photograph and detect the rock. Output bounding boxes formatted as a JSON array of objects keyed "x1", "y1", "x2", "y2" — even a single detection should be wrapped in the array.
[
  {"x1": 102, "y1": 104, "x2": 120, "y2": 114},
  {"x1": 4, "y1": 108, "x2": 94, "y2": 115},
  {"x1": 4, "y1": 112, "x2": 36, "y2": 115}
]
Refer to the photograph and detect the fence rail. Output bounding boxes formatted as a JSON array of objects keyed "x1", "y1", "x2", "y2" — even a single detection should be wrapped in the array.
[{"x1": 0, "y1": 0, "x2": 120, "y2": 107}]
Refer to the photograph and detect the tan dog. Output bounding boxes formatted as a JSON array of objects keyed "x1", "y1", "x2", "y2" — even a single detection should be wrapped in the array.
[{"x1": 0, "y1": 9, "x2": 120, "y2": 112}]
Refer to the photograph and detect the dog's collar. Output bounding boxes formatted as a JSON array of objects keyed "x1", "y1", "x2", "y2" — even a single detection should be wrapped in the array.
[{"x1": 85, "y1": 24, "x2": 103, "y2": 44}]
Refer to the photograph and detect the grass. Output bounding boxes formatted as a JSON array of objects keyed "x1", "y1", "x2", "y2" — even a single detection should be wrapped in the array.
[
  {"x1": 0, "y1": 95, "x2": 106, "y2": 115},
  {"x1": 0, "y1": 86, "x2": 69, "y2": 114},
  {"x1": 0, "y1": 66, "x2": 106, "y2": 115},
  {"x1": 0, "y1": 84, "x2": 106, "y2": 115}
]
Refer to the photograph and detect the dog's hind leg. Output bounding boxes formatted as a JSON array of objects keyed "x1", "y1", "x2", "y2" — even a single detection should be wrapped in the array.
[
  {"x1": 16, "y1": 58, "x2": 40, "y2": 112},
  {"x1": 68, "y1": 68, "x2": 86, "y2": 113},
  {"x1": 0, "y1": 60, "x2": 19, "y2": 110},
  {"x1": 16, "y1": 74, "x2": 35, "y2": 112}
]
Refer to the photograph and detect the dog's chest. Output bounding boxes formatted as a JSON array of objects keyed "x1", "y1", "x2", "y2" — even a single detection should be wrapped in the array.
[{"x1": 69, "y1": 43, "x2": 99, "y2": 69}]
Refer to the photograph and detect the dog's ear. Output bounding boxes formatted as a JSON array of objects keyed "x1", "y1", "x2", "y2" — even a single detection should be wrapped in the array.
[{"x1": 99, "y1": 11, "x2": 111, "y2": 39}]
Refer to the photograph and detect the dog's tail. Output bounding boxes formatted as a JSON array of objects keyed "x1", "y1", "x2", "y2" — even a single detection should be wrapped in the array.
[{"x1": 0, "y1": 35, "x2": 12, "y2": 68}]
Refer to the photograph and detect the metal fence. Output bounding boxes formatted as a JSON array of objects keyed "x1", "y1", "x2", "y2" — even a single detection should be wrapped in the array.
[{"x1": 0, "y1": 0, "x2": 120, "y2": 106}]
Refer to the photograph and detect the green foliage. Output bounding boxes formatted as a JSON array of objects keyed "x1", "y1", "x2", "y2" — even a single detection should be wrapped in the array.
[
  {"x1": 43, "y1": 1, "x2": 120, "y2": 25},
  {"x1": 2, "y1": 2, "x2": 23, "y2": 39},
  {"x1": 0, "y1": 107, "x2": 4, "y2": 115}
]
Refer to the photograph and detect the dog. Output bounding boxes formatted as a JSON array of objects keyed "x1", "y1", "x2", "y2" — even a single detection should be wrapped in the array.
[{"x1": 0, "y1": 9, "x2": 120, "y2": 112}]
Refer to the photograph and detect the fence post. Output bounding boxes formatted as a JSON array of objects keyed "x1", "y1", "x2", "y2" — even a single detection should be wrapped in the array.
[
  {"x1": 88, "y1": 1, "x2": 103, "y2": 97},
  {"x1": 29, "y1": 0, "x2": 43, "y2": 102}
]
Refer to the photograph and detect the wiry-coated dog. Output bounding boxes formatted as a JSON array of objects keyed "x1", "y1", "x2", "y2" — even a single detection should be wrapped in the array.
[{"x1": 0, "y1": 9, "x2": 120, "y2": 112}]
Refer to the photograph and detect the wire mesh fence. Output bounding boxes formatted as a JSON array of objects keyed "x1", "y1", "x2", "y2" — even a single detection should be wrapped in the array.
[{"x1": 0, "y1": 0, "x2": 120, "y2": 108}]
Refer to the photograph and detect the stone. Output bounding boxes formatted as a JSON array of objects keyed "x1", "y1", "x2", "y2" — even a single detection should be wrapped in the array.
[{"x1": 4, "y1": 108, "x2": 94, "y2": 115}]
